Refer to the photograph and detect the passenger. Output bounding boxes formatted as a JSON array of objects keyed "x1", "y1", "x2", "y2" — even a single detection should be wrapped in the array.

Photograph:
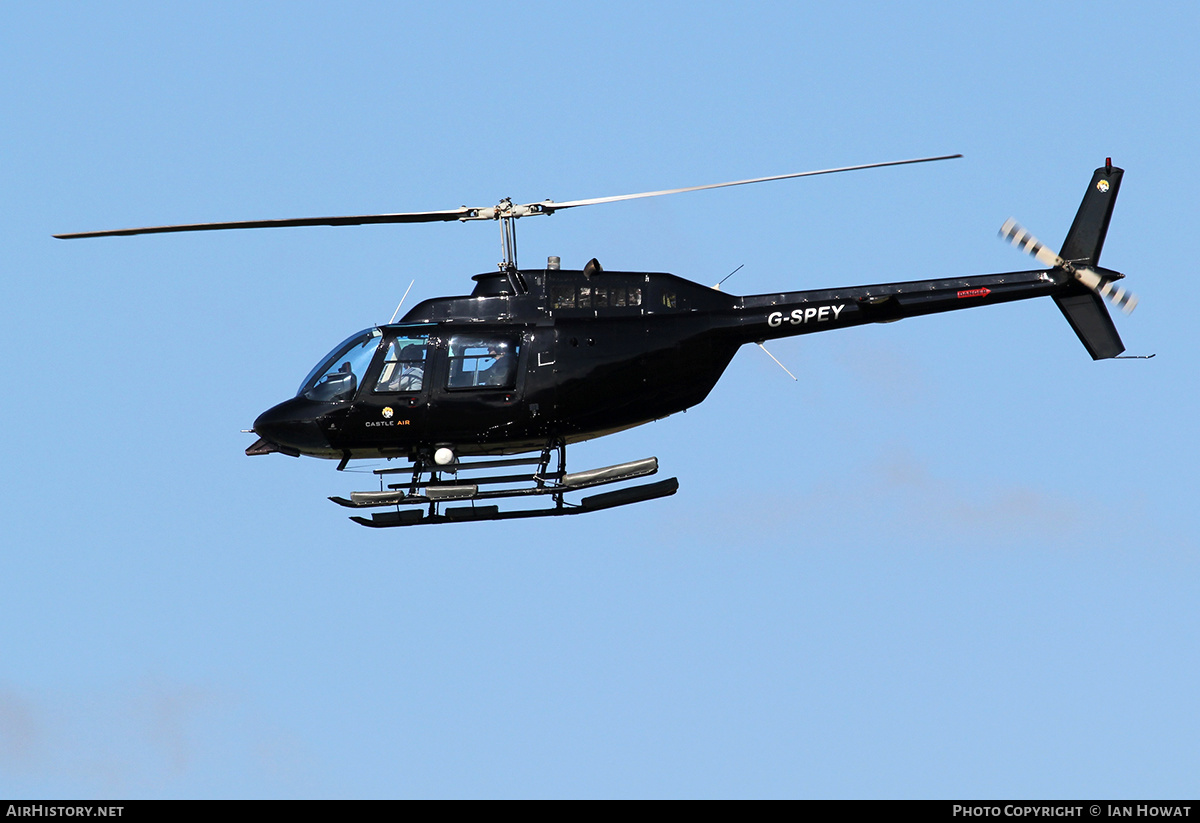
[{"x1": 480, "y1": 342, "x2": 515, "y2": 387}]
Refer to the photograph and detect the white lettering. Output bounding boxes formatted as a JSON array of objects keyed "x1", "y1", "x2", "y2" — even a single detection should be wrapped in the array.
[
  {"x1": 3, "y1": 809, "x2": 122, "y2": 820},
  {"x1": 764, "y1": 304, "x2": 847, "y2": 329}
]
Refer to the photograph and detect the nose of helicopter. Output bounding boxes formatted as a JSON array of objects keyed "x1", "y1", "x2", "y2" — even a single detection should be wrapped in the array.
[{"x1": 253, "y1": 399, "x2": 331, "y2": 455}]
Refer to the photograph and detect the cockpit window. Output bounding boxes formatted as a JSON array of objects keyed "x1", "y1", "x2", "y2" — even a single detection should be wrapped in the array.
[
  {"x1": 298, "y1": 328, "x2": 383, "y2": 403},
  {"x1": 374, "y1": 334, "x2": 428, "y2": 393},
  {"x1": 446, "y1": 334, "x2": 520, "y2": 390}
]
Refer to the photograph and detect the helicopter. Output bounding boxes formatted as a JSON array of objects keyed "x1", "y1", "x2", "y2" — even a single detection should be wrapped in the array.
[{"x1": 56, "y1": 155, "x2": 1137, "y2": 528}]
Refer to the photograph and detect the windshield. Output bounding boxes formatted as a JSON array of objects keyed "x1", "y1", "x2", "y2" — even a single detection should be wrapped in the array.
[{"x1": 297, "y1": 328, "x2": 383, "y2": 402}]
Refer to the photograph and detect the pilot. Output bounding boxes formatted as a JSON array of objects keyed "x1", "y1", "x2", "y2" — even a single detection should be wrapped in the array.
[
  {"x1": 394, "y1": 344, "x2": 425, "y2": 392},
  {"x1": 380, "y1": 343, "x2": 425, "y2": 392}
]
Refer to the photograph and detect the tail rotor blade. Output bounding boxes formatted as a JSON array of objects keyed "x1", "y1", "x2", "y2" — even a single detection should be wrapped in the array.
[
  {"x1": 999, "y1": 218, "x2": 1064, "y2": 269},
  {"x1": 1095, "y1": 274, "x2": 1139, "y2": 314},
  {"x1": 1075, "y1": 266, "x2": 1138, "y2": 314}
]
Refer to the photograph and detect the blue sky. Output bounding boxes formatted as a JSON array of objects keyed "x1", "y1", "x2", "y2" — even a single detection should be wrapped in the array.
[{"x1": 2, "y1": 1, "x2": 1197, "y2": 798}]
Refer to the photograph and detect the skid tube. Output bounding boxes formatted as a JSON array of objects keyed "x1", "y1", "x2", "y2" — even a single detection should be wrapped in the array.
[{"x1": 330, "y1": 442, "x2": 679, "y2": 527}]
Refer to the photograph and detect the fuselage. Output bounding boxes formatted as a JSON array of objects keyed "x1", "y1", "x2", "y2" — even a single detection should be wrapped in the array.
[{"x1": 250, "y1": 263, "x2": 1069, "y2": 461}]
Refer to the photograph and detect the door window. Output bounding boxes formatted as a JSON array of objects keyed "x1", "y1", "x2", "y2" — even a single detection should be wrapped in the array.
[
  {"x1": 374, "y1": 335, "x2": 429, "y2": 393},
  {"x1": 446, "y1": 335, "x2": 521, "y2": 390}
]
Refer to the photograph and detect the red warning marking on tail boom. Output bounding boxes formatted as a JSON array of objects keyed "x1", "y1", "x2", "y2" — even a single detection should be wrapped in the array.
[{"x1": 957, "y1": 287, "x2": 991, "y2": 299}]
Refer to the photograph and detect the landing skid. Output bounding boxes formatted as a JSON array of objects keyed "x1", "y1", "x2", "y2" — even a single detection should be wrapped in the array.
[{"x1": 330, "y1": 443, "x2": 679, "y2": 527}]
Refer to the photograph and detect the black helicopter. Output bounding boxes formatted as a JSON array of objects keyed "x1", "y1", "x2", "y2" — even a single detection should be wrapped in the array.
[{"x1": 57, "y1": 156, "x2": 1136, "y2": 527}]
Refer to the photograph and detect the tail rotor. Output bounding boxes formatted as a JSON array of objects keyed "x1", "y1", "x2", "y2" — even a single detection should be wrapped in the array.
[{"x1": 999, "y1": 218, "x2": 1138, "y2": 314}]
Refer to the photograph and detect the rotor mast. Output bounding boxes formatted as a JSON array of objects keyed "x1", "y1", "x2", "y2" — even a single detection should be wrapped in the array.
[{"x1": 496, "y1": 199, "x2": 520, "y2": 272}]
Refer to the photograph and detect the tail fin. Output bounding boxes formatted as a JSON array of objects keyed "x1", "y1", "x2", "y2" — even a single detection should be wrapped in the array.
[
  {"x1": 1060, "y1": 161, "x2": 1123, "y2": 265},
  {"x1": 1054, "y1": 161, "x2": 1125, "y2": 359}
]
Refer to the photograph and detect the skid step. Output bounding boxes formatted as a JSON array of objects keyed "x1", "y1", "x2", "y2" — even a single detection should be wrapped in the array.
[
  {"x1": 329, "y1": 490, "x2": 406, "y2": 508},
  {"x1": 426, "y1": 484, "x2": 479, "y2": 501},
  {"x1": 562, "y1": 457, "x2": 658, "y2": 489}
]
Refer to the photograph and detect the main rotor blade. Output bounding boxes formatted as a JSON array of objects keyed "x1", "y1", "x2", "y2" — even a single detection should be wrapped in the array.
[
  {"x1": 54, "y1": 207, "x2": 477, "y2": 239},
  {"x1": 541, "y1": 154, "x2": 963, "y2": 213},
  {"x1": 55, "y1": 153, "x2": 962, "y2": 240}
]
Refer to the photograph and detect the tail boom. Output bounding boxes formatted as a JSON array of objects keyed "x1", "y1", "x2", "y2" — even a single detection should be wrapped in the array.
[{"x1": 726, "y1": 267, "x2": 1066, "y2": 345}]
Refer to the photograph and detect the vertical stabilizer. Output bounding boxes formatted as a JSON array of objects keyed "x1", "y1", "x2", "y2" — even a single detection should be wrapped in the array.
[{"x1": 1060, "y1": 162, "x2": 1123, "y2": 265}]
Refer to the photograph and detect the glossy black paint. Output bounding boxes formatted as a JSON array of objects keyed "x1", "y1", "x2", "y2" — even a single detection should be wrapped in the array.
[
  {"x1": 250, "y1": 262, "x2": 1079, "y2": 462},
  {"x1": 249, "y1": 163, "x2": 1127, "y2": 465}
]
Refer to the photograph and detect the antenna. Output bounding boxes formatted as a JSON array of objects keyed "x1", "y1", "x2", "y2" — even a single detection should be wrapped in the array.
[
  {"x1": 389, "y1": 280, "x2": 415, "y2": 324},
  {"x1": 756, "y1": 342, "x2": 798, "y2": 381},
  {"x1": 713, "y1": 264, "x2": 744, "y2": 291}
]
